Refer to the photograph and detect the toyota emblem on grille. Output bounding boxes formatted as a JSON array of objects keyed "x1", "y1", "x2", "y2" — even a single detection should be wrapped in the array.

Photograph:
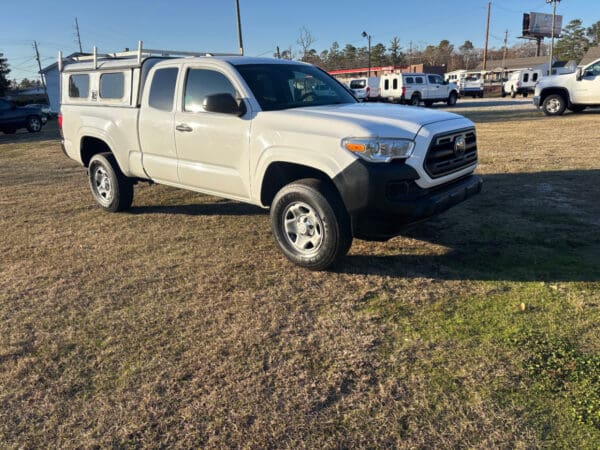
[{"x1": 454, "y1": 135, "x2": 467, "y2": 156}]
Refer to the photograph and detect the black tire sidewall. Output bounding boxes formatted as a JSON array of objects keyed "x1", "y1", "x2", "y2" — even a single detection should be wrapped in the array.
[
  {"x1": 271, "y1": 180, "x2": 350, "y2": 270},
  {"x1": 26, "y1": 116, "x2": 41, "y2": 133},
  {"x1": 542, "y1": 94, "x2": 567, "y2": 116},
  {"x1": 88, "y1": 153, "x2": 132, "y2": 212}
]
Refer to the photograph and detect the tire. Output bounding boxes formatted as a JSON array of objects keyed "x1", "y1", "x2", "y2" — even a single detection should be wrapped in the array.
[
  {"x1": 568, "y1": 104, "x2": 587, "y2": 113},
  {"x1": 447, "y1": 92, "x2": 458, "y2": 106},
  {"x1": 88, "y1": 153, "x2": 134, "y2": 212},
  {"x1": 270, "y1": 178, "x2": 352, "y2": 271},
  {"x1": 510, "y1": 89, "x2": 516, "y2": 99},
  {"x1": 523, "y1": 92, "x2": 529, "y2": 98},
  {"x1": 478, "y1": 92, "x2": 484, "y2": 99},
  {"x1": 541, "y1": 94, "x2": 567, "y2": 116},
  {"x1": 410, "y1": 94, "x2": 420, "y2": 106},
  {"x1": 26, "y1": 116, "x2": 42, "y2": 133},
  {"x1": 501, "y1": 90, "x2": 506, "y2": 98}
]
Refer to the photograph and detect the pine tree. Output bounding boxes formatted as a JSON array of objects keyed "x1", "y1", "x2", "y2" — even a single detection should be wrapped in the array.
[
  {"x1": 555, "y1": 19, "x2": 589, "y2": 62},
  {"x1": 0, "y1": 54, "x2": 11, "y2": 97}
]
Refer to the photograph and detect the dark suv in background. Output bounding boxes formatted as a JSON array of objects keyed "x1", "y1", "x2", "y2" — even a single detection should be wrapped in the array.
[{"x1": 0, "y1": 98, "x2": 48, "y2": 134}]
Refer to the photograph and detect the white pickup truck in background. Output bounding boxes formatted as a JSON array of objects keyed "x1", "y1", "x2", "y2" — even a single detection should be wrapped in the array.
[
  {"x1": 59, "y1": 44, "x2": 481, "y2": 270},
  {"x1": 534, "y1": 58, "x2": 600, "y2": 116}
]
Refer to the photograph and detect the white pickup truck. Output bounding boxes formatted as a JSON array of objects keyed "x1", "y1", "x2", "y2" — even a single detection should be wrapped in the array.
[
  {"x1": 59, "y1": 45, "x2": 481, "y2": 270},
  {"x1": 534, "y1": 58, "x2": 600, "y2": 115}
]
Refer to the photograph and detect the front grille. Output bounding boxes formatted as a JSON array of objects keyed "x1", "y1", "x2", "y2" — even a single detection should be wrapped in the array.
[{"x1": 424, "y1": 128, "x2": 477, "y2": 178}]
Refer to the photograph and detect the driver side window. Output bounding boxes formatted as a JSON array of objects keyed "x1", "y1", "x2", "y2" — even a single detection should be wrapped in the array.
[
  {"x1": 586, "y1": 61, "x2": 600, "y2": 77},
  {"x1": 184, "y1": 69, "x2": 237, "y2": 113}
]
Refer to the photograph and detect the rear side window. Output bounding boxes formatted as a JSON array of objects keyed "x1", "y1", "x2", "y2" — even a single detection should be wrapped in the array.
[
  {"x1": 415, "y1": 77, "x2": 424, "y2": 84},
  {"x1": 523, "y1": 73, "x2": 529, "y2": 82},
  {"x1": 184, "y1": 69, "x2": 237, "y2": 112},
  {"x1": 149, "y1": 68, "x2": 179, "y2": 111},
  {"x1": 69, "y1": 74, "x2": 89, "y2": 98},
  {"x1": 405, "y1": 77, "x2": 414, "y2": 84},
  {"x1": 100, "y1": 73, "x2": 124, "y2": 99}
]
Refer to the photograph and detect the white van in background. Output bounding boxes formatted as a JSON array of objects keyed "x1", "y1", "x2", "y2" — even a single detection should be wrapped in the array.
[
  {"x1": 380, "y1": 73, "x2": 459, "y2": 106},
  {"x1": 348, "y1": 77, "x2": 380, "y2": 101},
  {"x1": 503, "y1": 70, "x2": 543, "y2": 98}
]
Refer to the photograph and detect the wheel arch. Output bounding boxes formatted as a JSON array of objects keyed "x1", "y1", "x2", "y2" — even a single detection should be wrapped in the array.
[
  {"x1": 260, "y1": 162, "x2": 340, "y2": 208},
  {"x1": 540, "y1": 87, "x2": 570, "y2": 105}
]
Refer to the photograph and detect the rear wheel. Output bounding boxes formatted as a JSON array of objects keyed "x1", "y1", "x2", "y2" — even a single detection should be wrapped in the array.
[
  {"x1": 542, "y1": 94, "x2": 567, "y2": 116},
  {"x1": 26, "y1": 116, "x2": 42, "y2": 133},
  {"x1": 88, "y1": 153, "x2": 134, "y2": 212},
  {"x1": 410, "y1": 94, "x2": 420, "y2": 106},
  {"x1": 447, "y1": 92, "x2": 458, "y2": 106},
  {"x1": 270, "y1": 178, "x2": 352, "y2": 270}
]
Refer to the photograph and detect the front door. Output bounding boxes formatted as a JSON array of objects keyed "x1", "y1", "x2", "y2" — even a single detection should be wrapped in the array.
[
  {"x1": 174, "y1": 65, "x2": 251, "y2": 200},
  {"x1": 572, "y1": 60, "x2": 600, "y2": 104}
]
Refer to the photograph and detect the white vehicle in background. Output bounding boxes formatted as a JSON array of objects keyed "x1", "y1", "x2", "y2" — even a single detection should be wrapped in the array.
[
  {"x1": 348, "y1": 77, "x2": 380, "y2": 101},
  {"x1": 445, "y1": 70, "x2": 484, "y2": 98},
  {"x1": 534, "y1": 58, "x2": 600, "y2": 116},
  {"x1": 503, "y1": 69, "x2": 543, "y2": 98},
  {"x1": 381, "y1": 73, "x2": 459, "y2": 106}
]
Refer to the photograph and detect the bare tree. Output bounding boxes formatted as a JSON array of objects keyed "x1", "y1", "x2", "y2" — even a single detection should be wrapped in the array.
[{"x1": 297, "y1": 26, "x2": 316, "y2": 62}]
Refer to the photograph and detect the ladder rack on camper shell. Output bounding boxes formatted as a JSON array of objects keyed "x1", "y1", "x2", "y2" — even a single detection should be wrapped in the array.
[{"x1": 57, "y1": 40, "x2": 240, "y2": 72}]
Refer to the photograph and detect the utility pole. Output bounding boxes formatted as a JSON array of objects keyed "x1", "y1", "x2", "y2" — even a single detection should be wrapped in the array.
[
  {"x1": 75, "y1": 17, "x2": 83, "y2": 53},
  {"x1": 547, "y1": 0, "x2": 561, "y2": 75},
  {"x1": 409, "y1": 41, "x2": 413, "y2": 69},
  {"x1": 502, "y1": 29, "x2": 508, "y2": 78},
  {"x1": 276, "y1": 46, "x2": 281, "y2": 59},
  {"x1": 361, "y1": 31, "x2": 371, "y2": 77},
  {"x1": 33, "y1": 41, "x2": 47, "y2": 96},
  {"x1": 235, "y1": 0, "x2": 244, "y2": 56},
  {"x1": 482, "y1": 1, "x2": 491, "y2": 70}
]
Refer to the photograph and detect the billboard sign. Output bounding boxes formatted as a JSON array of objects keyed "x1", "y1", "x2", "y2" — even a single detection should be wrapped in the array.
[{"x1": 522, "y1": 12, "x2": 563, "y2": 38}]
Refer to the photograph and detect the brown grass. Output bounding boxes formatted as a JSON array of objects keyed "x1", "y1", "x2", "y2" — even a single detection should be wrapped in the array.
[{"x1": 1, "y1": 107, "x2": 599, "y2": 448}]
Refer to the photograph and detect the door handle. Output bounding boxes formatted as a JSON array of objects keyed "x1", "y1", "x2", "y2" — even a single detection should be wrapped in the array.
[{"x1": 175, "y1": 124, "x2": 193, "y2": 132}]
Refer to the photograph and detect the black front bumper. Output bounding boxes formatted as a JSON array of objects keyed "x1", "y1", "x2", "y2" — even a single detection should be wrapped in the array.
[{"x1": 333, "y1": 159, "x2": 482, "y2": 240}]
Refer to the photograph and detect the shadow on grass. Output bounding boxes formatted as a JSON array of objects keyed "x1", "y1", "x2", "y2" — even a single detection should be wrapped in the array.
[
  {"x1": 336, "y1": 170, "x2": 600, "y2": 282},
  {"x1": 129, "y1": 201, "x2": 267, "y2": 216}
]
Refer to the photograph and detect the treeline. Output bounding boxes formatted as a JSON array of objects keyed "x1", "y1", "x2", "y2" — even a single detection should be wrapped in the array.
[{"x1": 288, "y1": 19, "x2": 600, "y2": 72}]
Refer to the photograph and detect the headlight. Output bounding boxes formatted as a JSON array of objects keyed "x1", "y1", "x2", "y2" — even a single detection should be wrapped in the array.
[{"x1": 341, "y1": 137, "x2": 414, "y2": 163}]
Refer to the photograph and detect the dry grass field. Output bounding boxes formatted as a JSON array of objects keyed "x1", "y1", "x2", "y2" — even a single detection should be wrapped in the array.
[{"x1": 1, "y1": 101, "x2": 599, "y2": 448}]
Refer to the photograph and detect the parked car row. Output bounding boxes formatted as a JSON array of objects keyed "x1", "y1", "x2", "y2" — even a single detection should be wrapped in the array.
[
  {"x1": 0, "y1": 98, "x2": 49, "y2": 134},
  {"x1": 346, "y1": 73, "x2": 459, "y2": 106}
]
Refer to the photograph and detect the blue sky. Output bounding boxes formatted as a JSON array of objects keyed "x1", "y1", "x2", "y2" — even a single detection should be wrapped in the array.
[{"x1": 1, "y1": 0, "x2": 598, "y2": 81}]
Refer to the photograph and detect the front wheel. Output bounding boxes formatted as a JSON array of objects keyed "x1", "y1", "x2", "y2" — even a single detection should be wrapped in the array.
[
  {"x1": 542, "y1": 94, "x2": 567, "y2": 116},
  {"x1": 447, "y1": 92, "x2": 458, "y2": 106},
  {"x1": 270, "y1": 179, "x2": 352, "y2": 270},
  {"x1": 26, "y1": 116, "x2": 42, "y2": 133},
  {"x1": 88, "y1": 153, "x2": 134, "y2": 212}
]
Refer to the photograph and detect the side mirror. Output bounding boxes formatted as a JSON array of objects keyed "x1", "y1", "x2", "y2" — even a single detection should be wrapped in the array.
[
  {"x1": 203, "y1": 93, "x2": 246, "y2": 116},
  {"x1": 576, "y1": 68, "x2": 583, "y2": 81}
]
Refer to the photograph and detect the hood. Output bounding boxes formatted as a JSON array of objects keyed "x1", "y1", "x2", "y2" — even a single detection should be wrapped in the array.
[{"x1": 261, "y1": 103, "x2": 468, "y2": 139}]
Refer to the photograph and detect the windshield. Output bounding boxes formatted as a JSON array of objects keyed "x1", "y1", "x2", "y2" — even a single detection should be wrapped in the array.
[
  {"x1": 235, "y1": 63, "x2": 356, "y2": 111},
  {"x1": 350, "y1": 79, "x2": 366, "y2": 89}
]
